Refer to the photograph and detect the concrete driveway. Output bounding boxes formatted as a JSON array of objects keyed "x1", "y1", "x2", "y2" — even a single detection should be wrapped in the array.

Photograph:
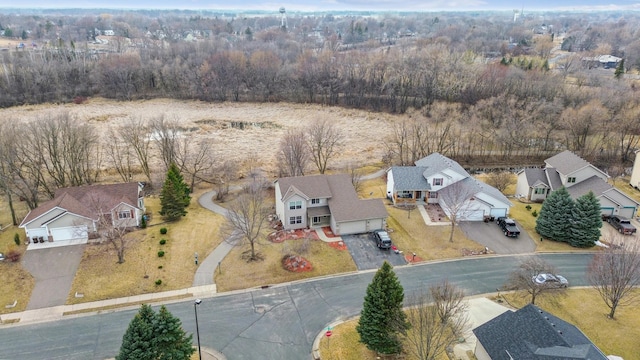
[
  {"x1": 22, "y1": 244, "x2": 85, "y2": 310},
  {"x1": 458, "y1": 220, "x2": 536, "y2": 254},
  {"x1": 341, "y1": 233, "x2": 407, "y2": 270}
]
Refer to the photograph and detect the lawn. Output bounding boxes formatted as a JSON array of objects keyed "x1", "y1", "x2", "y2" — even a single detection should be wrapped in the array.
[
  {"x1": 67, "y1": 188, "x2": 225, "y2": 304},
  {"x1": 319, "y1": 289, "x2": 639, "y2": 360}
]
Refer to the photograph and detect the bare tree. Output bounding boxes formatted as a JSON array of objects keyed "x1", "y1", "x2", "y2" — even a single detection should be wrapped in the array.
[
  {"x1": 150, "y1": 115, "x2": 182, "y2": 172},
  {"x1": 505, "y1": 256, "x2": 565, "y2": 305},
  {"x1": 430, "y1": 279, "x2": 468, "y2": 329},
  {"x1": 306, "y1": 118, "x2": 343, "y2": 174},
  {"x1": 485, "y1": 171, "x2": 513, "y2": 193},
  {"x1": 105, "y1": 128, "x2": 135, "y2": 183},
  {"x1": 175, "y1": 138, "x2": 214, "y2": 192},
  {"x1": 402, "y1": 285, "x2": 469, "y2": 360},
  {"x1": 224, "y1": 178, "x2": 270, "y2": 262},
  {"x1": 437, "y1": 180, "x2": 478, "y2": 242},
  {"x1": 348, "y1": 162, "x2": 363, "y2": 193},
  {"x1": 214, "y1": 160, "x2": 238, "y2": 202},
  {"x1": 277, "y1": 128, "x2": 309, "y2": 177},
  {"x1": 119, "y1": 117, "x2": 153, "y2": 185},
  {"x1": 587, "y1": 239, "x2": 640, "y2": 319}
]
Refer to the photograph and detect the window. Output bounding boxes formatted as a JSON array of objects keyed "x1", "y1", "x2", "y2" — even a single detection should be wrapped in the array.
[
  {"x1": 118, "y1": 210, "x2": 132, "y2": 219},
  {"x1": 534, "y1": 188, "x2": 546, "y2": 194},
  {"x1": 429, "y1": 192, "x2": 438, "y2": 199},
  {"x1": 312, "y1": 216, "x2": 321, "y2": 223},
  {"x1": 567, "y1": 177, "x2": 576, "y2": 183},
  {"x1": 289, "y1": 200, "x2": 302, "y2": 210},
  {"x1": 311, "y1": 198, "x2": 320, "y2": 204},
  {"x1": 289, "y1": 216, "x2": 302, "y2": 225},
  {"x1": 433, "y1": 178, "x2": 443, "y2": 186},
  {"x1": 398, "y1": 191, "x2": 412, "y2": 199}
]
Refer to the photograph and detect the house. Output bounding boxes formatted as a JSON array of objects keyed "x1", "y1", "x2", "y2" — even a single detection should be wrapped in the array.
[
  {"x1": 473, "y1": 304, "x2": 608, "y2": 360},
  {"x1": 630, "y1": 149, "x2": 640, "y2": 190},
  {"x1": 274, "y1": 174, "x2": 388, "y2": 236},
  {"x1": 386, "y1": 153, "x2": 512, "y2": 221},
  {"x1": 516, "y1": 150, "x2": 639, "y2": 218},
  {"x1": 19, "y1": 182, "x2": 145, "y2": 246}
]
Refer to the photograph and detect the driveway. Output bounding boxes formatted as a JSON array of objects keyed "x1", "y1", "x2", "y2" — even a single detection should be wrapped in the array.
[
  {"x1": 341, "y1": 233, "x2": 407, "y2": 270},
  {"x1": 22, "y1": 244, "x2": 85, "y2": 309},
  {"x1": 458, "y1": 220, "x2": 536, "y2": 254}
]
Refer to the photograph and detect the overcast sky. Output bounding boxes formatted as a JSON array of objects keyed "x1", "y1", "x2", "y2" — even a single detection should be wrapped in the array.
[{"x1": 0, "y1": 0, "x2": 639, "y2": 12}]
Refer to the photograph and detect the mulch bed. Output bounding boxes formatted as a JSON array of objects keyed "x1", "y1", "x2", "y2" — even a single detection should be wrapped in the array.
[
  {"x1": 269, "y1": 229, "x2": 319, "y2": 243},
  {"x1": 327, "y1": 240, "x2": 348, "y2": 251},
  {"x1": 282, "y1": 255, "x2": 313, "y2": 272},
  {"x1": 321, "y1": 226, "x2": 340, "y2": 238}
]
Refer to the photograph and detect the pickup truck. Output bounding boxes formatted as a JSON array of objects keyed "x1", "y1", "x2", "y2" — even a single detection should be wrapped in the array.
[
  {"x1": 496, "y1": 217, "x2": 520, "y2": 237},
  {"x1": 607, "y1": 215, "x2": 637, "y2": 235}
]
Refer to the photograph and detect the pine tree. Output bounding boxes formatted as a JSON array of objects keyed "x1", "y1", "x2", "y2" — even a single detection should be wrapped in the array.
[
  {"x1": 153, "y1": 306, "x2": 195, "y2": 360},
  {"x1": 614, "y1": 59, "x2": 625, "y2": 79},
  {"x1": 570, "y1": 191, "x2": 602, "y2": 247},
  {"x1": 356, "y1": 261, "x2": 408, "y2": 355},
  {"x1": 117, "y1": 304, "x2": 157, "y2": 360},
  {"x1": 160, "y1": 163, "x2": 191, "y2": 221},
  {"x1": 535, "y1": 187, "x2": 575, "y2": 243}
]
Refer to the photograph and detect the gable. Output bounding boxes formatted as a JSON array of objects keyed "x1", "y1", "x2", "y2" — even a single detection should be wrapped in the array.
[
  {"x1": 415, "y1": 152, "x2": 470, "y2": 178},
  {"x1": 389, "y1": 167, "x2": 430, "y2": 190},
  {"x1": 276, "y1": 175, "x2": 332, "y2": 200}
]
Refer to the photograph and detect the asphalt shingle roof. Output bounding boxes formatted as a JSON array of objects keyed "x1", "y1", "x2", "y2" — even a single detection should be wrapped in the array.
[
  {"x1": 545, "y1": 150, "x2": 592, "y2": 175},
  {"x1": 389, "y1": 166, "x2": 430, "y2": 191},
  {"x1": 523, "y1": 168, "x2": 549, "y2": 187},
  {"x1": 472, "y1": 304, "x2": 608, "y2": 360},
  {"x1": 414, "y1": 152, "x2": 470, "y2": 178}
]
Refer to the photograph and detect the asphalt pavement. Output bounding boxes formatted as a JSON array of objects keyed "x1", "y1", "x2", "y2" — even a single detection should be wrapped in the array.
[
  {"x1": 341, "y1": 233, "x2": 407, "y2": 270},
  {"x1": 0, "y1": 253, "x2": 594, "y2": 360},
  {"x1": 458, "y1": 220, "x2": 536, "y2": 254}
]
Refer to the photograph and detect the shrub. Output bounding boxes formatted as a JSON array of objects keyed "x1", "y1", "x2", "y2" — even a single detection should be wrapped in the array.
[
  {"x1": 160, "y1": 227, "x2": 167, "y2": 235},
  {"x1": 155, "y1": 279, "x2": 162, "y2": 285},
  {"x1": 6, "y1": 249, "x2": 21, "y2": 262},
  {"x1": 159, "y1": 239, "x2": 166, "y2": 245},
  {"x1": 14, "y1": 233, "x2": 20, "y2": 246},
  {"x1": 158, "y1": 250, "x2": 165, "y2": 257},
  {"x1": 525, "y1": 205, "x2": 532, "y2": 211},
  {"x1": 140, "y1": 215, "x2": 147, "y2": 229},
  {"x1": 158, "y1": 265, "x2": 163, "y2": 269},
  {"x1": 532, "y1": 210, "x2": 538, "y2": 217}
]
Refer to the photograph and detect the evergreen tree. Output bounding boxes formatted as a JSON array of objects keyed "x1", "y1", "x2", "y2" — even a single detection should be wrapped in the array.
[
  {"x1": 117, "y1": 304, "x2": 157, "y2": 360},
  {"x1": 117, "y1": 305, "x2": 194, "y2": 360},
  {"x1": 356, "y1": 261, "x2": 408, "y2": 355},
  {"x1": 153, "y1": 306, "x2": 195, "y2": 360},
  {"x1": 570, "y1": 191, "x2": 602, "y2": 247},
  {"x1": 160, "y1": 163, "x2": 191, "y2": 221},
  {"x1": 615, "y1": 59, "x2": 625, "y2": 79},
  {"x1": 535, "y1": 187, "x2": 574, "y2": 243}
]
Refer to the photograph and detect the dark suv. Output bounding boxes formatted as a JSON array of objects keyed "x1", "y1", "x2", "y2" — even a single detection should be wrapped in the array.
[{"x1": 373, "y1": 230, "x2": 392, "y2": 249}]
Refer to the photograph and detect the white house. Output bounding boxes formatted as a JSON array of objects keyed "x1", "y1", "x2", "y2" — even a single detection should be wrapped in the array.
[
  {"x1": 19, "y1": 182, "x2": 145, "y2": 247},
  {"x1": 274, "y1": 174, "x2": 388, "y2": 236},
  {"x1": 516, "y1": 150, "x2": 639, "y2": 218},
  {"x1": 386, "y1": 153, "x2": 512, "y2": 221},
  {"x1": 630, "y1": 149, "x2": 640, "y2": 190}
]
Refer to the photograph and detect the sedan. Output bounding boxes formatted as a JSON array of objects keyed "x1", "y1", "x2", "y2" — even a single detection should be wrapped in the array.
[{"x1": 532, "y1": 273, "x2": 568, "y2": 288}]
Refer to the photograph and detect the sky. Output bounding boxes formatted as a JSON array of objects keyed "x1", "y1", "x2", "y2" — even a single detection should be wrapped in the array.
[{"x1": 0, "y1": 0, "x2": 639, "y2": 12}]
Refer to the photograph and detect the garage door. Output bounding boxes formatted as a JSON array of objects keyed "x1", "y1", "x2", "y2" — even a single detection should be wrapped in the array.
[
  {"x1": 490, "y1": 208, "x2": 508, "y2": 218},
  {"x1": 601, "y1": 207, "x2": 614, "y2": 217},
  {"x1": 337, "y1": 221, "x2": 368, "y2": 235},
  {"x1": 618, "y1": 207, "x2": 637, "y2": 219},
  {"x1": 463, "y1": 210, "x2": 485, "y2": 221},
  {"x1": 50, "y1": 226, "x2": 88, "y2": 241}
]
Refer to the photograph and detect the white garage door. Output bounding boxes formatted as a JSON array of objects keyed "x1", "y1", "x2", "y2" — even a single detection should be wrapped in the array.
[
  {"x1": 618, "y1": 207, "x2": 637, "y2": 219},
  {"x1": 337, "y1": 221, "x2": 368, "y2": 235},
  {"x1": 50, "y1": 226, "x2": 88, "y2": 241},
  {"x1": 463, "y1": 210, "x2": 485, "y2": 221},
  {"x1": 490, "y1": 208, "x2": 508, "y2": 218}
]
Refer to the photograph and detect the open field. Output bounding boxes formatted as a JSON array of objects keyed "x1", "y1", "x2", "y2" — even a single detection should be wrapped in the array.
[{"x1": 319, "y1": 289, "x2": 640, "y2": 360}]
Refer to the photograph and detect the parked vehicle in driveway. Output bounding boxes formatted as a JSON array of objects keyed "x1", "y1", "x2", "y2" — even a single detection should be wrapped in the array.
[
  {"x1": 373, "y1": 230, "x2": 392, "y2": 249},
  {"x1": 606, "y1": 215, "x2": 637, "y2": 235},
  {"x1": 532, "y1": 273, "x2": 568, "y2": 288},
  {"x1": 496, "y1": 217, "x2": 520, "y2": 237}
]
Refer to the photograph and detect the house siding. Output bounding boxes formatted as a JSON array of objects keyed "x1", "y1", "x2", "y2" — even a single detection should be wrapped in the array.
[
  {"x1": 474, "y1": 342, "x2": 491, "y2": 360},
  {"x1": 562, "y1": 166, "x2": 607, "y2": 188},
  {"x1": 514, "y1": 171, "x2": 530, "y2": 199},
  {"x1": 386, "y1": 170, "x2": 395, "y2": 200},
  {"x1": 275, "y1": 183, "x2": 285, "y2": 224},
  {"x1": 631, "y1": 151, "x2": 640, "y2": 189},
  {"x1": 282, "y1": 194, "x2": 308, "y2": 230},
  {"x1": 112, "y1": 203, "x2": 139, "y2": 228}
]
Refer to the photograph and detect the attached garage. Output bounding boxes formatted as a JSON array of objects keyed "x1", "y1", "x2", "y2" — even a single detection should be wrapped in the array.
[
  {"x1": 464, "y1": 210, "x2": 485, "y2": 222},
  {"x1": 618, "y1": 207, "x2": 637, "y2": 219},
  {"x1": 50, "y1": 225, "x2": 88, "y2": 242},
  {"x1": 335, "y1": 220, "x2": 367, "y2": 236},
  {"x1": 490, "y1": 208, "x2": 508, "y2": 219}
]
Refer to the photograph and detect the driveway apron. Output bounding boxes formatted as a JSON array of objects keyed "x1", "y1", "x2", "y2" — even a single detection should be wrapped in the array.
[{"x1": 22, "y1": 244, "x2": 86, "y2": 310}]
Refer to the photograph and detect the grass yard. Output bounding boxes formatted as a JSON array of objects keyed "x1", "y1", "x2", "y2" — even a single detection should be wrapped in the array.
[{"x1": 67, "y1": 189, "x2": 225, "y2": 304}]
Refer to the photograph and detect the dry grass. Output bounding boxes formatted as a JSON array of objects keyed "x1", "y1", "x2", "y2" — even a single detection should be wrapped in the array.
[
  {"x1": 502, "y1": 289, "x2": 640, "y2": 358},
  {"x1": 215, "y1": 237, "x2": 357, "y2": 292},
  {"x1": 67, "y1": 188, "x2": 225, "y2": 304},
  {"x1": 318, "y1": 320, "x2": 379, "y2": 360}
]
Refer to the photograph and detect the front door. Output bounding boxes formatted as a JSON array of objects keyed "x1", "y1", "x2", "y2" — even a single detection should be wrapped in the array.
[{"x1": 416, "y1": 191, "x2": 422, "y2": 201}]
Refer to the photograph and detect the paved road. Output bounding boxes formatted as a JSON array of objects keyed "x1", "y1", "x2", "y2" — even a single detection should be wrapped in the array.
[
  {"x1": 342, "y1": 233, "x2": 407, "y2": 270},
  {"x1": 0, "y1": 253, "x2": 593, "y2": 360},
  {"x1": 459, "y1": 220, "x2": 536, "y2": 254},
  {"x1": 21, "y1": 245, "x2": 85, "y2": 309}
]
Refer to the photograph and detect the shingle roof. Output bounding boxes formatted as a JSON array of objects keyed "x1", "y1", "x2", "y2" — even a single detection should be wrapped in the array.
[
  {"x1": 415, "y1": 152, "x2": 470, "y2": 178},
  {"x1": 545, "y1": 150, "x2": 592, "y2": 175},
  {"x1": 473, "y1": 304, "x2": 608, "y2": 360},
  {"x1": 276, "y1": 175, "x2": 332, "y2": 201},
  {"x1": 472, "y1": 178, "x2": 511, "y2": 205},
  {"x1": 565, "y1": 176, "x2": 614, "y2": 199},
  {"x1": 545, "y1": 168, "x2": 563, "y2": 191},
  {"x1": 389, "y1": 166, "x2": 431, "y2": 191},
  {"x1": 523, "y1": 168, "x2": 549, "y2": 187}
]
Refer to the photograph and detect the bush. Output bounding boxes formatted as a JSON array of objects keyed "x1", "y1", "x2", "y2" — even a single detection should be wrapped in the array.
[
  {"x1": 140, "y1": 215, "x2": 147, "y2": 229},
  {"x1": 532, "y1": 210, "x2": 538, "y2": 217},
  {"x1": 160, "y1": 227, "x2": 167, "y2": 235},
  {"x1": 6, "y1": 249, "x2": 21, "y2": 262},
  {"x1": 158, "y1": 265, "x2": 163, "y2": 269},
  {"x1": 159, "y1": 239, "x2": 166, "y2": 245},
  {"x1": 14, "y1": 233, "x2": 20, "y2": 246},
  {"x1": 155, "y1": 279, "x2": 162, "y2": 285},
  {"x1": 525, "y1": 205, "x2": 532, "y2": 211},
  {"x1": 158, "y1": 250, "x2": 165, "y2": 257}
]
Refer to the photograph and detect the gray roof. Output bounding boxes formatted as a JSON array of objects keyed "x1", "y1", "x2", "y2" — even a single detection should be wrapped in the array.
[
  {"x1": 326, "y1": 174, "x2": 388, "y2": 222},
  {"x1": 472, "y1": 178, "x2": 511, "y2": 205},
  {"x1": 545, "y1": 150, "x2": 592, "y2": 175},
  {"x1": 546, "y1": 169, "x2": 563, "y2": 191},
  {"x1": 523, "y1": 168, "x2": 549, "y2": 187},
  {"x1": 473, "y1": 304, "x2": 607, "y2": 360},
  {"x1": 277, "y1": 175, "x2": 333, "y2": 201},
  {"x1": 414, "y1": 152, "x2": 470, "y2": 178},
  {"x1": 390, "y1": 166, "x2": 430, "y2": 191},
  {"x1": 565, "y1": 176, "x2": 613, "y2": 199}
]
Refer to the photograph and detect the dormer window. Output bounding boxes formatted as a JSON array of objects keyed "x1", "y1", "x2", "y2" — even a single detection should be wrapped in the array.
[
  {"x1": 433, "y1": 178, "x2": 443, "y2": 186},
  {"x1": 311, "y1": 198, "x2": 320, "y2": 204},
  {"x1": 567, "y1": 177, "x2": 576, "y2": 183}
]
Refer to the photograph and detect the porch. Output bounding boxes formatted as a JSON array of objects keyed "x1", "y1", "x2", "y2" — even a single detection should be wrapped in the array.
[
  {"x1": 393, "y1": 190, "x2": 437, "y2": 205},
  {"x1": 308, "y1": 206, "x2": 331, "y2": 228}
]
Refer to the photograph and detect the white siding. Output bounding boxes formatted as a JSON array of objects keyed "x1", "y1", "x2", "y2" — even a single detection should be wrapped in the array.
[
  {"x1": 275, "y1": 183, "x2": 285, "y2": 224},
  {"x1": 386, "y1": 169, "x2": 395, "y2": 200},
  {"x1": 514, "y1": 171, "x2": 530, "y2": 199},
  {"x1": 282, "y1": 194, "x2": 307, "y2": 230},
  {"x1": 563, "y1": 166, "x2": 608, "y2": 188},
  {"x1": 630, "y1": 151, "x2": 640, "y2": 189}
]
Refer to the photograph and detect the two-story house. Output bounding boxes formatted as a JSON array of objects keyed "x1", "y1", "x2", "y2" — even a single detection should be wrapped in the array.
[
  {"x1": 386, "y1": 153, "x2": 512, "y2": 221},
  {"x1": 516, "y1": 150, "x2": 639, "y2": 218},
  {"x1": 274, "y1": 174, "x2": 388, "y2": 236}
]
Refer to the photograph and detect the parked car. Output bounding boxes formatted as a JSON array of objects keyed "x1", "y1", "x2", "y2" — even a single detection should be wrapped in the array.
[
  {"x1": 373, "y1": 230, "x2": 392, "y2": 250},
  {"x1": 496, "y1": 217, "x2": 520, "y2": 237},
  {"x1": 606, "y1": 215, "x2": 637, "y2": 235},
  {"x1": 0, "y1": 252, "x2": 4, "y2": 261},
  {"x1": 532, "y1": 273, "x2": 568, "y2": 288}
]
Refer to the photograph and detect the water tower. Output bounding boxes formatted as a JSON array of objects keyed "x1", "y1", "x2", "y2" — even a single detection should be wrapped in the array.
[{"x1": 279, "y1": 7, "x2": 287, "y2": 29}]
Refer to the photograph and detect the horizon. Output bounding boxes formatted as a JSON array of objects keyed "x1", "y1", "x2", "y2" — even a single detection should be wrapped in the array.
[{"x1": 1, "y1": 1, "x2": 640, "y2": 12}]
